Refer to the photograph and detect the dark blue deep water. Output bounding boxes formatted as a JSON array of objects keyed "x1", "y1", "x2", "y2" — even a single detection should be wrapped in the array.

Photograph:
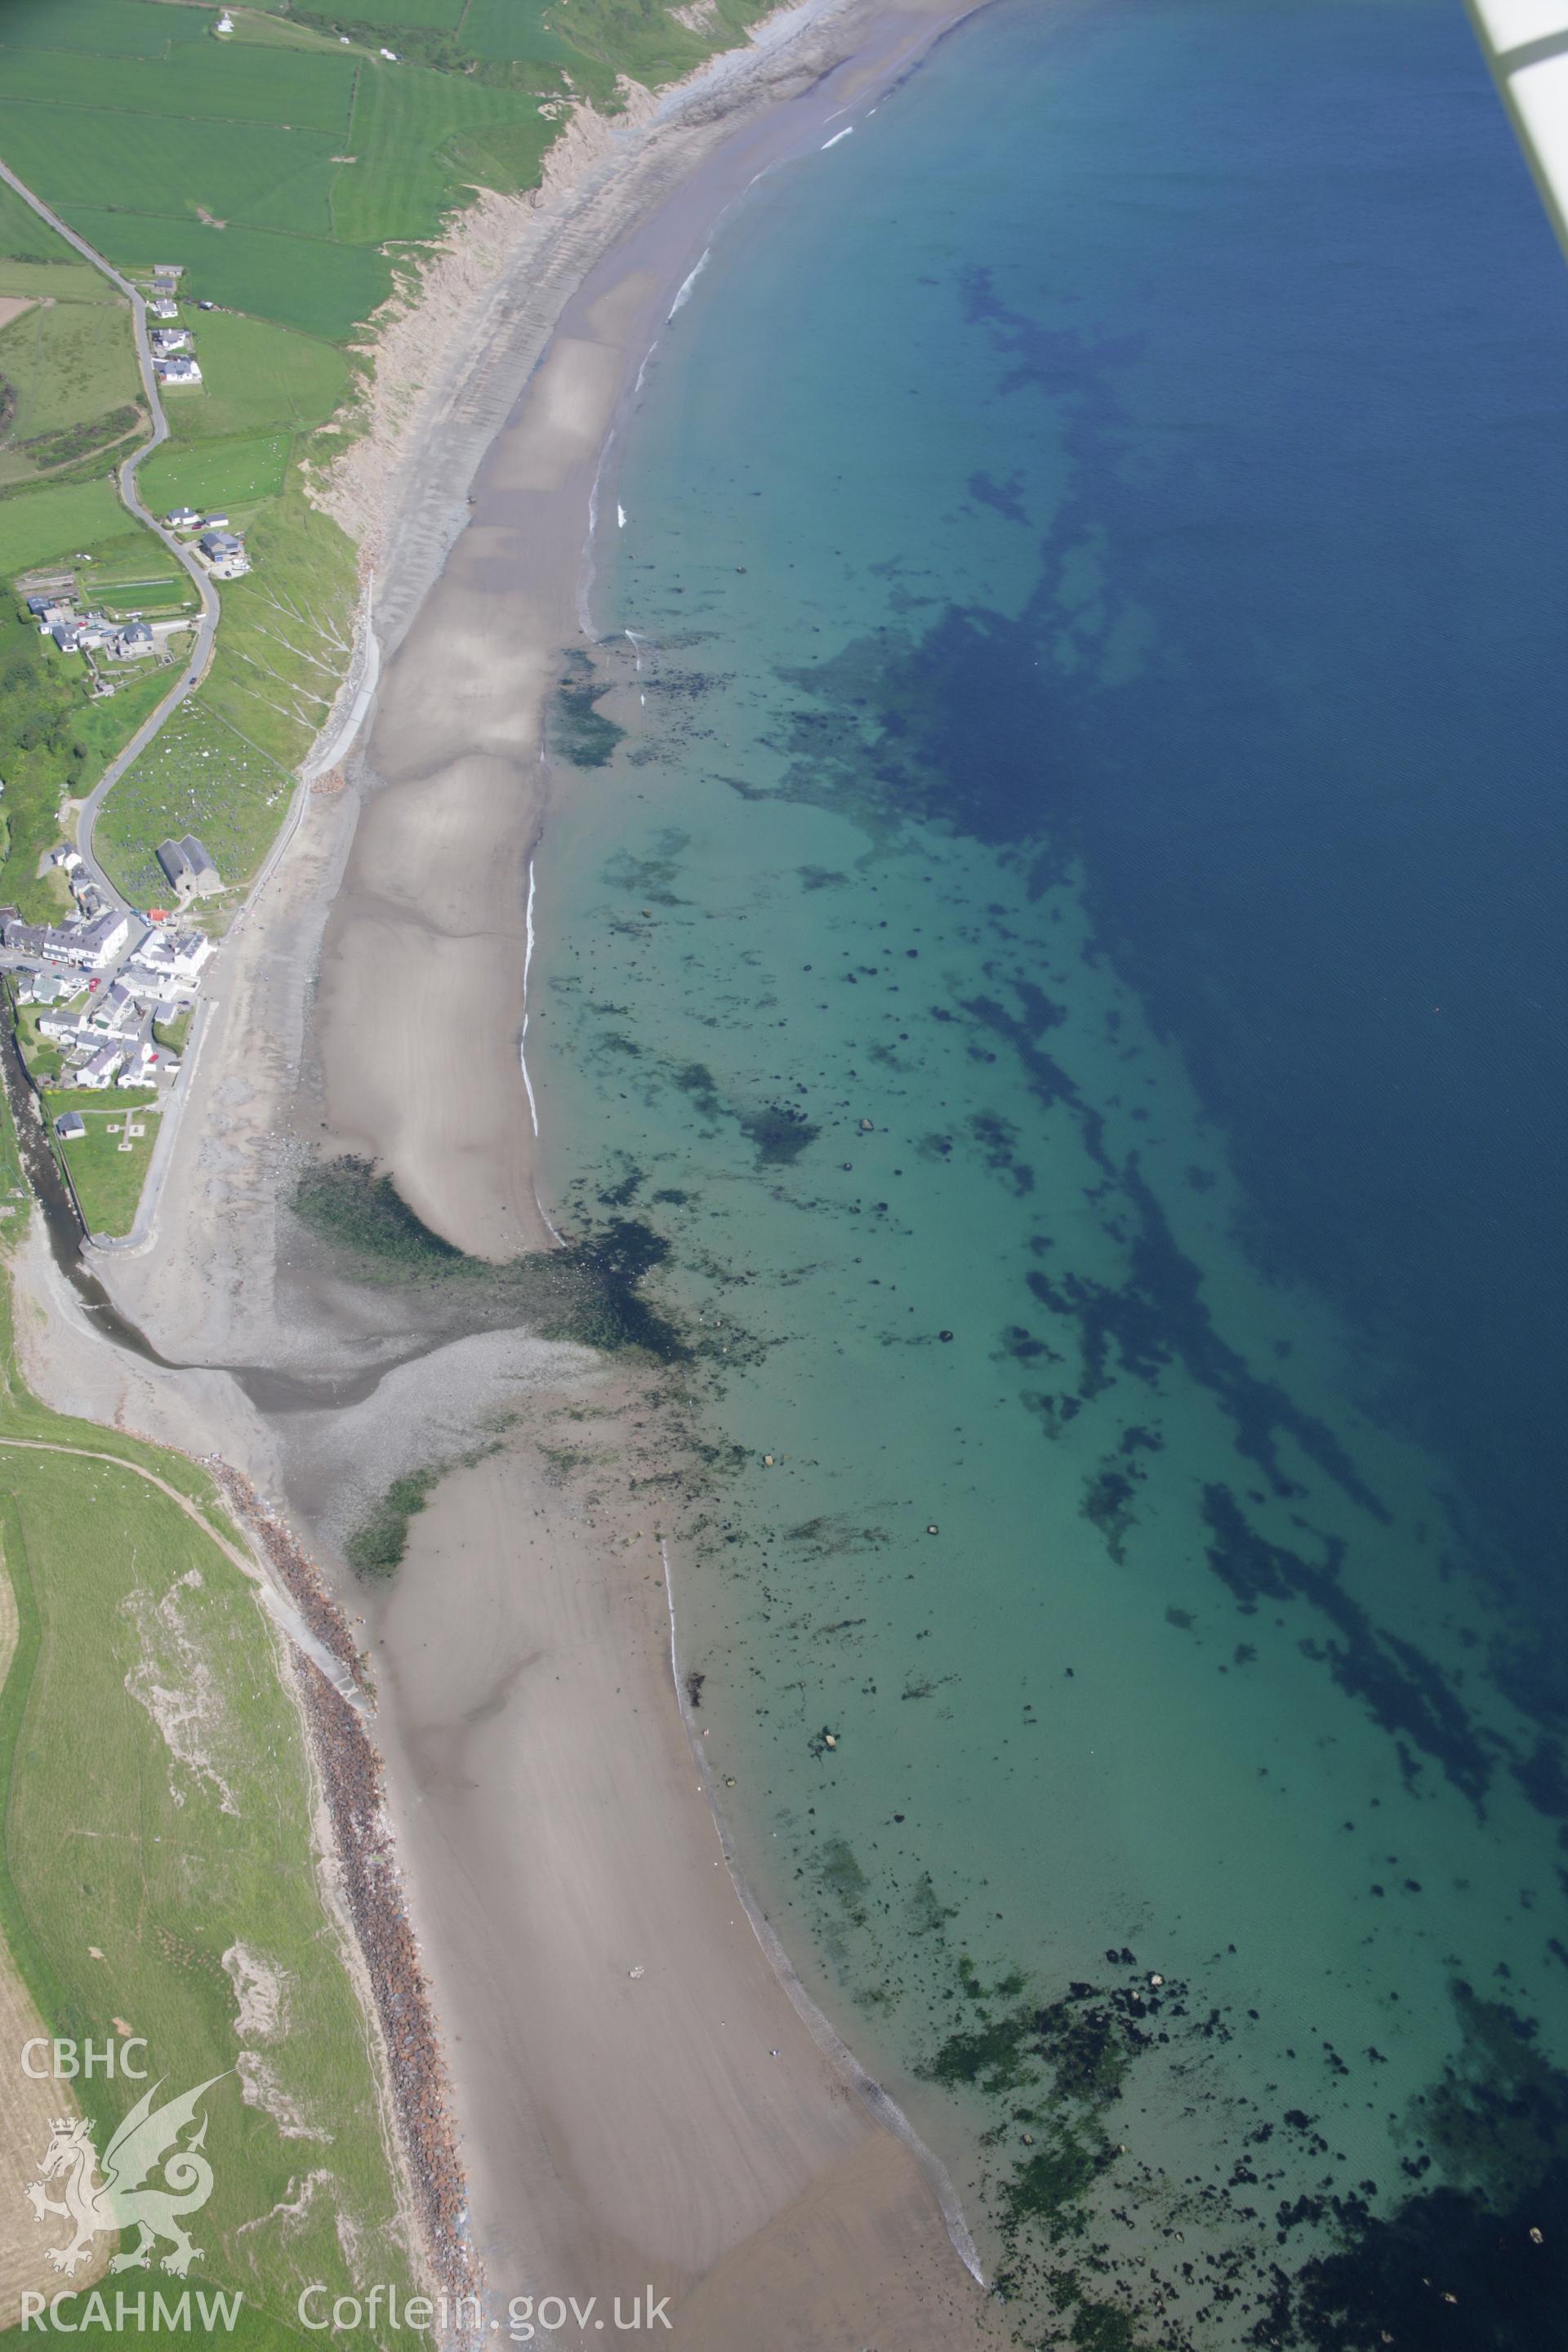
[
  {"x1": 537, "y1": 1, "x2": 1568, "y2": 2338},
  {"x1": 972, "y1": 0, "x2": 1568, "y2": 1584}
]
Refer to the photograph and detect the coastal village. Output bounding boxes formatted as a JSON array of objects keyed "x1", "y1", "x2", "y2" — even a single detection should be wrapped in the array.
[
  {"x1": 3, "y1": 256, "x2": 256, "y2": 1233},
  {"x1": 2, "y1": 825, "x2": 220, "y2": 1218}
]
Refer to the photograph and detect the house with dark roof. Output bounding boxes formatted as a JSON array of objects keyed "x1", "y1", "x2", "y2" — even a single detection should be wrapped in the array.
[{"x1": 194, "y1": 527, "x2": 250, "y2": 581}]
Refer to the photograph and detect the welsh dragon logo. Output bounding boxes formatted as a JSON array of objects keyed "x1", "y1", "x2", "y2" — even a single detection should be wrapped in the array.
[{"x1": 24, "y1": 2075, "x2": 226, "y2": 2277}]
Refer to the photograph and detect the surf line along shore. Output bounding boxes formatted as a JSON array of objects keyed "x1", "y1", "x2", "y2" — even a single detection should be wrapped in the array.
[{"x1": 9, "y1": 0, "x2": 1010, "y2": 2344}]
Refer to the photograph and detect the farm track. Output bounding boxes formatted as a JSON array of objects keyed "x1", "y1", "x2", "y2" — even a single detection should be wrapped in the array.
[{"x1": 0, "y1": 158, "x2": 221, "y2": 912}]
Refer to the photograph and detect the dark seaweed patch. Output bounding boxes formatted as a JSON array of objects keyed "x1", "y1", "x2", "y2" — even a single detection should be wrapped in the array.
[
  {"x1": 735, "y1": 1102, "x2": 820, "y2": 1165},
  {"x1": 969, "y1": 1108, "x2": 1036, "y2": 1195},
  {"x1": 1081, "y1": 1467, "x2": 1138, "y2": 1563},
  {"x1": 552, "y1": 649, "x2": 626, "y2": 768},
  {"x1": 292, "y1": 1159, "x2": 686, "y2": 1360},
  {"x1": 1201, "y1": 1486, "x2": 1491, "y2": 1806},
  {"x1": 345, "y1": 1463, "x2": 444, "y2": 1578},
  {"x1": 1254, "y1": 1985, "x2": 1568, "y2": 2351},
  {"x1": 292, "y1": 1153, "x2": 466, "y2": 1275},
  {"x1": 1025, "y1": 1156, "x2": 1386, "y2": 1517}
]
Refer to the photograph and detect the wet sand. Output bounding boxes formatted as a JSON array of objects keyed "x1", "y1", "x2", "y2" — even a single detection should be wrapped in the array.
[
  {"x1": 12, "y1": 1, "x2": 1008, "y2": 2339},
  {"x1": 373, "y1": 1405, "x2": 1003, "y2": 2343}
]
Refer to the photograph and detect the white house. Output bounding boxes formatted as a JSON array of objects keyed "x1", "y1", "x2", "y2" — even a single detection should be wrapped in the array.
[
  {"x1": 76, "y1": 1044, "x2": 124, "y2": 1090},
  {"x1": 149, "y1": 298, "x2": 178, "y2": 321},
  {"x1": 116, "y1": 1041, "x2": 157, "y2": 1087},
  {"x1": 163, "y1": 507, "x2": 200, "y2": 532},
  {"x1": 87, "y1": 980, "x2": 138, "y2": 1036},
  {"x1": 6, "y1": 911, "x2": 126, "y2": 970},
  {"x1": 131, "y1": 928, "x2": 212, "y2": 989},
  {"x1": 154, "y1": 355, "x2": 203, "y2": 385},
  {"x1": 60, "y1": 911, "x2": 131, "y2": 970},
  {"x1": 109, "y1": 621, "x2": 156, "y2": 661},
  {"x1": 38, "y1": 1007, "x2": 89, "y2": 1045},
  {"x1": 54, "y1": 1111, "x2": 87, "y2": 1142},
  {"x1": 49, "y1": 613, "x2": 111, "y2": 654},
  {"x1": 150, "y1": 327, "x2": 190, "y2": 356}
]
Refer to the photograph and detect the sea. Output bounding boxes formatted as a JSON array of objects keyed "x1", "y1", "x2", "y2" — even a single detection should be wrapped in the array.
[{"x1": 531, "y1": 1, "x2": 1568, "y2": 2341}]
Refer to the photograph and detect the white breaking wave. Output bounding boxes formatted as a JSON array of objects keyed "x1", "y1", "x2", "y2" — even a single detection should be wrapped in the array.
[
  {"x1": 617, "y1": 503, "x2": 627, "y2": 528},
  {"x1": 519, "y1": 858, "x2": 540, "y2": 1138},
  {"x1": 579, "y1": 422, "x2": 617, "y2": 636},
  {"x1": 668, "y1": 247, "x2": 710, "y2": 317},
  {"x1": 822, "y1": 126, "x2": 853, "y2": 149}
]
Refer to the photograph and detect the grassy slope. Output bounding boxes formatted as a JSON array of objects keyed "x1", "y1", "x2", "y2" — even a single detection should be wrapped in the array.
[
  {"x1": 93, "y1": 695, "x2": 291, "y2": 906},
  {"x1": 0, "y1": 1131, "x2": 417, "y2": 2345}
]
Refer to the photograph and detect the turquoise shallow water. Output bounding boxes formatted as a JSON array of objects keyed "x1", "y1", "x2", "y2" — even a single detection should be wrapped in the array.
[{"x1": 532, "y1": 1, "x2": 1568, "y2": 2340}]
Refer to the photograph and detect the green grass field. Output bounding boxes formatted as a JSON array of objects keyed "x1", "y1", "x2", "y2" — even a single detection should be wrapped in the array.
[
  {"x1": 0, "y1": 255, "x2": 107, "y2": 304},
  {"x1": 140, "y1": 430, "x2": 292, "y2": 518},
  {"x1": 337, "y1": 0, "x2": 469, "y2": 26},
  {"x1": 0, "y1": 102, "x2": 347, "y2": 243},
  {"x1": 0, "y1": 0, "x2": 210, "y2": 61},
  {"x1": 334, "y1": 56, "x2": 559, "y2": 239},
  {"x1": 94, "y1": 695, "x2": 292, "y2": 906},
  {"x1": 457, "y1": 0, "x2": 576, "y2": 67},
  {"x1": 80, "y1": 527, "x2": 187, "y2": 596},
  {"x1": 0, "y1": 178, "x2": 66, "y2": 265},
  {"x1": 42, "y1": 1094, "x2": 159, "y2": 1236},
  {"x1": 225, "y1": 9, "x2": 370, "y2": 58},
  {"x1": 0, "y1": 40, "x2": 359, "y2": 137},
  {"x1": 0, "y1": 292, "x2": 139, "y2": 443},
  {"x1": 158, "y1": 312, "x2": 351, "y2": 443},
  {"x1": 0, "y1": 479, "x2": 127, "y2": 579},
  {"x1": 0, "y1": 1232, "x2": 421, "y2": 2346},
  {"x1": 67, "y1": 208, "x2": 390, "y2": 342}
]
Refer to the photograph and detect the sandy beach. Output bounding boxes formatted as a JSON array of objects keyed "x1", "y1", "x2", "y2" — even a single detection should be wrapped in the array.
[
  {"x1": 316, "y1": 0, "x2": 987, "y2": 1266},
  {"x1": 10, "y1": 0, "x2": 1007, "y2": 2342}
]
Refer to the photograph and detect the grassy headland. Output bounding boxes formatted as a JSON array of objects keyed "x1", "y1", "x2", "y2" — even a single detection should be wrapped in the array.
[{"x1": 0, "y1": 1125, "x2": 419, "y2": 2345}]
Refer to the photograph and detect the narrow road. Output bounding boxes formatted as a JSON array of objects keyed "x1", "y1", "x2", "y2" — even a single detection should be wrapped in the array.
[{"x1": 0, "y1": 157, "x2": 222, "y2": 911}]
